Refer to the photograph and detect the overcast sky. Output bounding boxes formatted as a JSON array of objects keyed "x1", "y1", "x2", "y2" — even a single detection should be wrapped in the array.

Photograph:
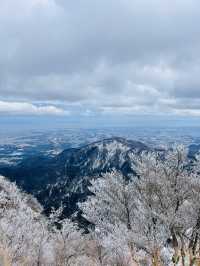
[{"x1": 1, "y1": 0, "x2": 200, "y2": 120}]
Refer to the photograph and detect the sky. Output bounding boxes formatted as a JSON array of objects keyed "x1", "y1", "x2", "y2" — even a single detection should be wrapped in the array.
[{"x1": 1, "y1": 0, "x2": 200, "y2": 126}]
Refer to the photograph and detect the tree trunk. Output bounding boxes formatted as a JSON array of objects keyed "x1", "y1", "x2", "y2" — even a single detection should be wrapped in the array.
[
  {"x1": 188, "y1": 234, "x2": 198, "y2": 266},
  {"x1": 180, "y1": 235, "x2": 186, "y2": 266},
  {"x1": 152, "y1": 249, "x2": 162, "y2": 266},
  {"x1": 171, "y1": 229, "x2": 180, "y2": 265},
  {"x1": 0, "y1": 248, "x2": 11, "y2": 266},
  {"x1": 181, "y1": 248, "x2": 185, "y2": 266},
  {"x1": 189, "y1": 248, "x2": 196, "y2": 266},
  {"x1": 195, "y1": 258, "x2": 200, "y2": 266}
]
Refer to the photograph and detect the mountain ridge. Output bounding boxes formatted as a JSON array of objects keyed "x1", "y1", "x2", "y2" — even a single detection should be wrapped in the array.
[{"x1": 0, "y1": 137, "x2": 149, "y2": 218}]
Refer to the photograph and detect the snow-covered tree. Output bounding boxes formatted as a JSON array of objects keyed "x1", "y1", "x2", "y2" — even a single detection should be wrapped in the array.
[
  {"x1": 80, "y1": 146, "x2": 200, "y2": 265},
  {"x1": 52, "y1": 218, "x2": 85, "y2": 266},
  {"x1": 0, "y1": 175, "x2": 89, "y2": 266},
  {"x1": 79, "y1": 171, "x2": 140, "y2": 265},
  {"x1": 80, "y1": 170, "x2": 169, "y2": 265},
  {"x1": 0, "y1": 175, "x2": 52, "y2": 265},
  {"x1": 132, "y1": 145, "x2": 200, "y2": 265}
]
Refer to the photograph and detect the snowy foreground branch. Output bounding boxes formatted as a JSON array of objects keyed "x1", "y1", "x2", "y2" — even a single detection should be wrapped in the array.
[{"x1": 1, "y1": 145, "x2": 200, "y2": 265}]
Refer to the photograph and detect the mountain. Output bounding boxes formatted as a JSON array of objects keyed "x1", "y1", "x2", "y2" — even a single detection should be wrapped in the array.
[
  {"x1": 0, "y1": 137, "x2": 148, "y2": 220},
  {"x1": 188, "y1": 143, "x2": 200, "y2": 158}
]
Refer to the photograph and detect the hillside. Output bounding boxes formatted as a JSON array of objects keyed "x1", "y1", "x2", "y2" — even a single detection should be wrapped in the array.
[{"x1": 0, "y1": 137, "x2": 148, "y2": 217}]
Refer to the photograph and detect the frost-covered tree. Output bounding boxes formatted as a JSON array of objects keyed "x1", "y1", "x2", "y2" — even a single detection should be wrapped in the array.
[
  {"x1": 79, "y1": 171, "x2": 140, "y2": 265},
  {"x1": 132, "y1": 145, "x2": 200, "y2": 265},
  {"x1": 0, "y1": 175, "x2": 51, "y2": 265},
  {"x1": 80, "y1": 171, "x2": 135, "y2": 232},
  {"x1": 80, "y1": 170, "x2": 168, "y2": 265},
  {"x1": 0, "y1": 175, "x2": 89, "y2": 266},
  {"x1": 80, "y1": 146, "x2": 200, "y2": 266},
  {"x1": 52, "y1": 218, "x2": 85, "y2": 266}
]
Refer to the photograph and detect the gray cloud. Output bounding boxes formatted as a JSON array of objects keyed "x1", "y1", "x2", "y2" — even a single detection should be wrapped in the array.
[{"x1": 1, "y1": 0, "x2": 200, "y2": 116}]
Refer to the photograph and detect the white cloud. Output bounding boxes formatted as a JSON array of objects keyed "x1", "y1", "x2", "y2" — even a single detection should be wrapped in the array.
[
  {"x1": 0, "y1": 101, "x2": 67, "y2": 116},
  {"x1": 173, "y1": 109, "x2": 200, "y2": 117}
]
